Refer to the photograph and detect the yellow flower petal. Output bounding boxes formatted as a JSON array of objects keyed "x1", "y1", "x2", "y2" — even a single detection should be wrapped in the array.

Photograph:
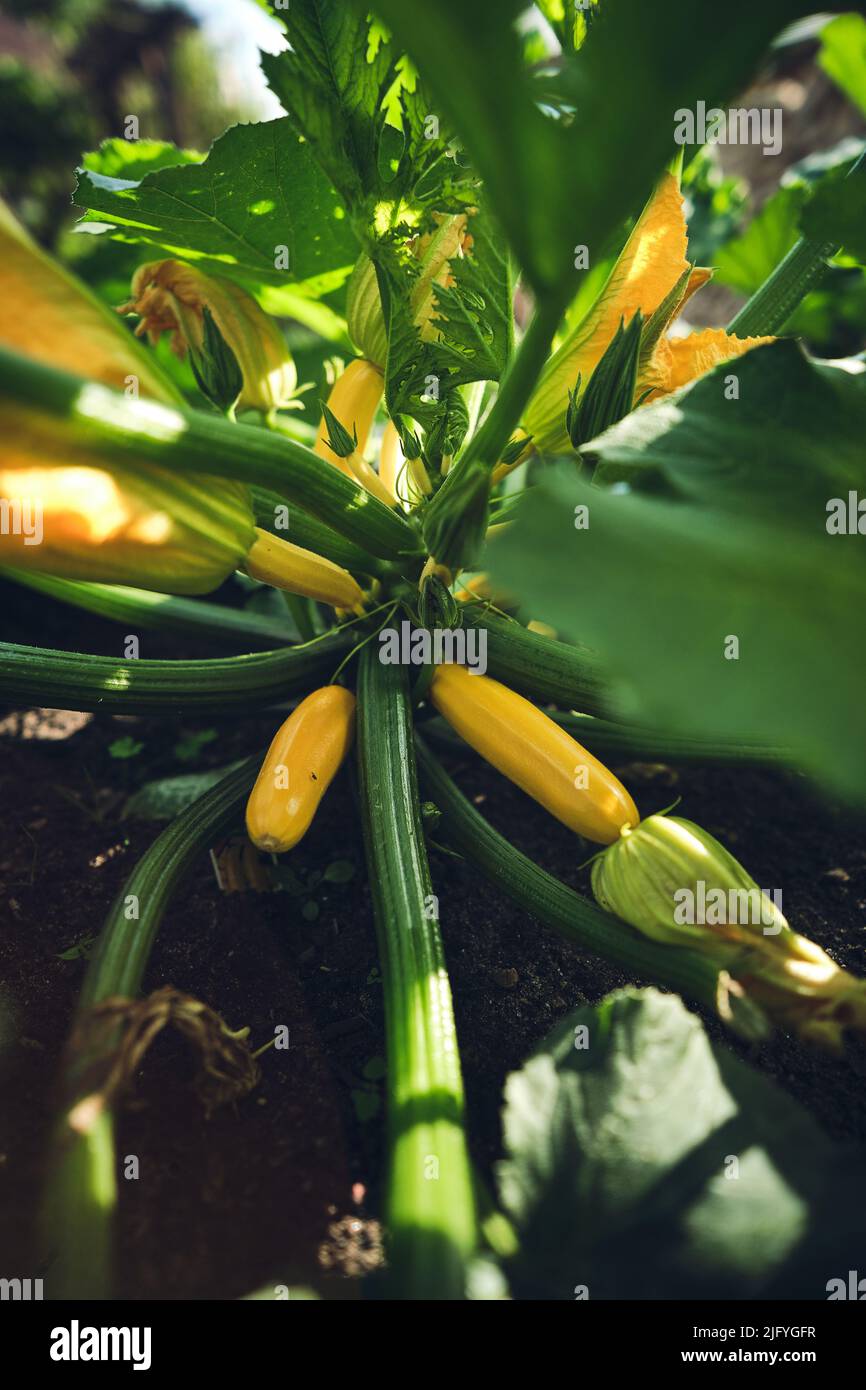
[
  {"x1": 644, "y1": 327, "x2": 774, "y2": 400},
  {"x1": 0, "y1": 201, "x2": 177, "y2": 402},
  {"x1": 525, "y1": 173, "x2": 691, "y2": 451},
  {"x1": 681, "y1": 265, "x2": 714, "y2": 307}
]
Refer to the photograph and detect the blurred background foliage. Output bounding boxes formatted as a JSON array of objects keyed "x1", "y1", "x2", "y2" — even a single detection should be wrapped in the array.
[{"x1": 0, "y1": 0, "x2": 277, "y2": 243}]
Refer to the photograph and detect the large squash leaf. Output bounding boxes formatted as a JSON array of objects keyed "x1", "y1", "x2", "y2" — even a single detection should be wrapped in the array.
[
  {"x1": 489, "y1": 344, "x2": 866, "y2": 802},
  {"x1": 74, "y1": 120, "x2": 359, "y2": 299},
  {"x1": 499, "y1": 990, "x2": 866, "y2": 1299}
]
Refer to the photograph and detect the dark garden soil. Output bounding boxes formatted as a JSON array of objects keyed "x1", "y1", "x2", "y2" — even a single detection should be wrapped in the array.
[{"x1": 2, "y1": 580, "x2": 866, "y2": 1300}]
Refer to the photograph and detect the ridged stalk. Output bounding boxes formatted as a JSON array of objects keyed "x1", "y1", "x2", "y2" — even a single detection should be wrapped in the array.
[
  {"x1": 0, "y1": 345, "x2": 421, "y2": 562},
  {"x1": 46, "y1": 758, "x2": 258, "y2": 1299},
  {"x1": 424, "y1": 711, "x2": 789, "y2": 766},
  {"x1": 415, "y1": 740, "x2": 767, "y2": 1041},
  {"x1": 249, "y1": 486, "x2": 391, "y2": 578},
  {"x1": 466, "y1": 605, "x2": 608, "y2": 713},
  {"x1": 0, "y1": 631, "x2": 350, "y2": 715},
  {"x1": 728, "y1": 150, "x2": 866, "y2": 337},
  {"x1": 3, "y1": 568, "x2": 295, "y2": 648},
  {"x1": 356, "y1": 649, "x2": 476, "y2": 1298},
  {"x1": 727, "y1": 234, "x2": 837, "y2": 337}
]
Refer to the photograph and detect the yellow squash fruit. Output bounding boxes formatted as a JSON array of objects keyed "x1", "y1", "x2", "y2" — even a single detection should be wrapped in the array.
[
  {"x1": 246, "y1": 686, "x2": 357, "y2": 852},
  {"x1": 429, "y1": 664, "x2": 638, "y2": 843},
  {"x1": 314, "y1": 358, "x2": 384, "y2": 466},
  {"x1": 312, "y1": 358, "x2": 396, "y2": 505},
  {"x1": 243, "y1": 527, "x2": 365, "y2": 611}
]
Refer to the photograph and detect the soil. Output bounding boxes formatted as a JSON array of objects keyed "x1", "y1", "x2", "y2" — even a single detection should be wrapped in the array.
[{"x1": 2, "y1": 578, "x2": 866, "y2": 1300}]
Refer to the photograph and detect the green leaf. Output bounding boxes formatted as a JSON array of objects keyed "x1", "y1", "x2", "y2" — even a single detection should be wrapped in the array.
[
  {"x1": 173, "y1": 729, "x2": 218, "y2": 764},
  {"x1": 108, "y1": 736, "x2": 144, "y2": 760},
  {"x1": 81, "y1": 137, "x2": 203, "y2": 181},
  {"x1": 362, "y1": 0, "x2": 815, "y2": 295},
  {"x1": 490, "y1": 345, "x2": 866, "y2": 801},
  {"x1": 262, "y1": 3, "x2": 393, "y2": 214},
  {"x1": 322, "y1": 859, "x2": 356, "y2": 884},
  {"x1": 714, "y1": 185, "x2": 807, "y2": 296},
  {"x1": 74, "y1": 120, "x2": 359, "y2": 297},
  {"x1": 818, "y1": 13, "x2": 866, "y2": 119},
  {"x1": 499, "y1": 989, "x2": 866, "y2": 1299},
  {"x1": 262, "y1": 3, "x2": 463, "y2": 220},
  {"x1": 590, "y1": 340, "x2": 866, "y2": 519},
  {"x1": 800, "y1": 162, "x2": 866, "y2": 265},
  {"x1": 362, "y1": 1055, "x2": 386, "y2": 1081},
  {"x1": 57, "y1": 936, "x2": 98, "y2": 962},
  {"x1": 123, "y1": 763, "x2": 244, "y2": 821}
]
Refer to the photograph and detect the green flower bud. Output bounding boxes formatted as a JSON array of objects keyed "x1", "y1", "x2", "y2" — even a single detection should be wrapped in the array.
[
  {"x1": 188, "y1": 307, "x2": 243, "y2": 415},
  {"x1": 566, "y1": 312, "x2": 643, "y2": 450},
  {"x1": 419, "y1": 573, "x2": 462, "y2": 631}
]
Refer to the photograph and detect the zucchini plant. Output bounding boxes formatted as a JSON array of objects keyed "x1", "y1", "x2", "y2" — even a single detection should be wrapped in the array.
[{"x1": 3, "y1": 0, "x2": 866, "y2": 1300}]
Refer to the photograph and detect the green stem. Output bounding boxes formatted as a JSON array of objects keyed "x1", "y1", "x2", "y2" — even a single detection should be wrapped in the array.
[
  {"x1": 445, "y1": 292, "x2": 565, "y2": 492},
  {"x1": 0, "y1": 345, "x2": 421, "y2": 563},
  {"x1": 81, "y1": 757, "x2": 259, "y2": 1011},
  {"x1": 726, "y1": 234, "x2": 837, "y2": 337},
  {"x1": 280, "y1": 591, "x2": 317, "y2": 642},
  {"x1": 45, "y1": 758, "x2": 258, "y2": 1299},
  {"x1": 356, "y1": 648, "x2": 476, "y2": 1298},
  {"x1": 466, "y1": 604, "x2": 608, "y2": 713},
  {"x1": 249, "y1": 486, "x2": 392, "y2": 578},
  {"x1": 424, "y1": 712, "x2": 790, "y2": 766},
  {"x1": 2, "y1": 568, "x2": 295, "y2": 648},
  {"x1": 0, "y1": 631, "x2": 350, "y2": 715},
  {"x1": 415, "y1": 740, "x2": 767, "y2": 1041},
  {"x1": 728, "y1": 150, "x2": 866, "y2": 337}
]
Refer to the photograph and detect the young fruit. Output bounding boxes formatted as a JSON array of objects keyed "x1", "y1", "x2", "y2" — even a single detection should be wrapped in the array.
[
  {"x1": 243, "y1": 527, "x2": 365, "y2": 611},
  {"x1": 313, "y1": 359, "x2": 395, "y2": 505},
  {"x1": 246, "y1": 686, "x2": 356, "y2": 853},
  {"x1": 429, "y1": 663, "x2": 638, "y2": 843},
  {"x1": 314, "y1": 359, "x2": 384, "y2": 470}
]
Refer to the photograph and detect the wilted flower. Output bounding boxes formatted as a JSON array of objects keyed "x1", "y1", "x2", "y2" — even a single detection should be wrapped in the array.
[
  {"x1": 592, "y1": 813, "x2": 866, "y2": 1051},
  {"x1": 119, "y1": 260, "x2": 297, "y2": 414}
]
